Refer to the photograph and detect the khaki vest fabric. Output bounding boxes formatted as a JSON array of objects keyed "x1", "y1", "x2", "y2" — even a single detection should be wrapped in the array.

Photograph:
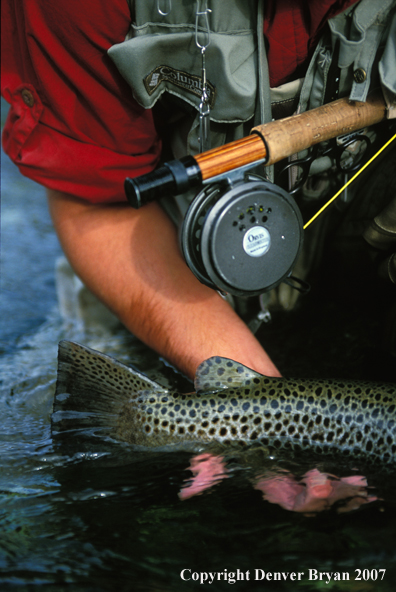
[{"x1": 109, "y1": 0, "x2": 396, "y2": 155}]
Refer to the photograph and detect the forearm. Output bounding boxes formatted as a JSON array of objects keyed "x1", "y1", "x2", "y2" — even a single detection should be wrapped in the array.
[{"x1": 47, "y1": 189, "x2": 281, "y2": 379}]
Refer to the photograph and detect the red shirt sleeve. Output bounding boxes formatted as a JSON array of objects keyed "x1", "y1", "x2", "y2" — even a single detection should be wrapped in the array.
[{"x1": 1, "y1": 0, "x2": 162, "y2": 203}]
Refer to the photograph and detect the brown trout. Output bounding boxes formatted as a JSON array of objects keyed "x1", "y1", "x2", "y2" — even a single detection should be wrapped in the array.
[{"x1": 52, "y1": 341, "x2": 396, "y2": 464}]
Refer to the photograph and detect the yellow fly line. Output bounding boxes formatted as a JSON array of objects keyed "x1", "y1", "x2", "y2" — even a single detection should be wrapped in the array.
[{"x1": 303, "y1": 133, "x2": 396, "y2": 230}]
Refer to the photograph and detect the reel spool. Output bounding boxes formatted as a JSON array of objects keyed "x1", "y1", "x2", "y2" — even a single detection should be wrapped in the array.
[{"x1": 180, "y1": 175, "x2": 304, "y2": 297}]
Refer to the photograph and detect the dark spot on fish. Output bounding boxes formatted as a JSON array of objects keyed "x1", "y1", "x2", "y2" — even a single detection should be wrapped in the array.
[
  {"x1": 209, "y1": 428, "x2": 215, "y2": 435},
  {"x1": 188, "y1": 425, "x2": 195, "y2": 433},
  {"x1": 231, "y1": 427, "x2": 237, "y2": 436},
  {"x1": 226, "y1": 362, "x2": 233, "y2": 367},
  {"x1": 329, "y1": 404, "x2": 337, "y2": 414},
  {"x1": 209, "y1": 399, "x2": 216, "y2": 407},
  {"x1": 366, "y1": 440, "x2": 373, "y2": 452},
  {"x1": 260, "y1": 397, "x2": 267, "y2": 405},
  {"x1": 178, "y1": 427, "x2": 185, "y2": 435},
  {"x1": 253, "y1": 378, "x2": 260, "y2": 385},
  {"x1": 145, "y1": 425, "x2": 151, "y2": 433},
  {"x1": 212, "y1": 417, "x2": 219, "y2": 424},
  {"x1": 253, "y1": 417, "x2": 261, "y2": 425},
  {"x1": 296, "y1": 400, "x2": 304, "y2": 411},
  {"x1": 253, "y1": 406, "x2": 260, "y2": 413},
  {"x1": 162, "y1": 420, "x2": 169, "y2": 427},
  {"x1": 362, "y1": 400, "x2": 368, "y2": 409},
  {"x1": 288, "y1": 425, "x2": 295, "y2": 434},
  {"x1": 220, "y1": 427, "x2": 227, "y2": 436},
  {"x1": 250, "y1": 431, "x2": 258, "y2": 441},
  {"x1": 154, "y1": 418, "x2": 159, "y2": 425},
  {"x1": 312, "y1": 433, "x2": 324, "y2": 442},
  {"x1": 232, "y1": 414, "x2": 240, "y2": 421},
  {"x1": 275, "y1": 423, "x2": 282, "y2": 432},
  {"x1": 241, "y1": 425, "x2": 248, "y2": 434},
  {"x1": 271, "y1": 400, "x2": 279, "y2": 410},
  {"x1": 189, "y1": 410, "x2": 196, "y2": 418},
  {"x1": 237, "y1": 366, "x2": 244, "y2": 374},
  {"x1": 242, "y1": 402, "x2": 250, "y2": 411},
  {"x1": 315, "y1": 416, "x2": 322, "y2": 425},
  {"x1": 180, "y1": 409, "x2": 186, "y2": 416},
  {"x1": 240, "y1": 416, "x2": 247, "y2": 423},
  {"x1": 355, "y1": 387, "x2": 362, "y2": 395}
]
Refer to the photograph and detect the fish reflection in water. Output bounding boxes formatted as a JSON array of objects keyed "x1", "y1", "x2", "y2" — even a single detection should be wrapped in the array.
[{"x1": 178, "y1": 452, "x2": 378, "y2": 515}]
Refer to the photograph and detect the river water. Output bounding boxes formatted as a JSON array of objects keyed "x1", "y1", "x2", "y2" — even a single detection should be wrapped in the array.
[{"x1": 1, "y1": 98, "x2": 396, "y2": 591}]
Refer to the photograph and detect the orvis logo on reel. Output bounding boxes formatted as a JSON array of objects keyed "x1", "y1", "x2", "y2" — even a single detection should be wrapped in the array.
[{"x1": 243, "y1": 226, "x2": 271, "y2": 258}]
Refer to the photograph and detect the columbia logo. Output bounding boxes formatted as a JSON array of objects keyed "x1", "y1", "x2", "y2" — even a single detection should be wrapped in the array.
[{"x1": 149, "y1": 73, "x2": 160, "y2": 87}]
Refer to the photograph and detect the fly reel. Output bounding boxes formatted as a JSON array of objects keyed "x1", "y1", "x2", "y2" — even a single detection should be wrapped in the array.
[{"x1": 180, "y1": 175, "x2": 304, "y2": 297}]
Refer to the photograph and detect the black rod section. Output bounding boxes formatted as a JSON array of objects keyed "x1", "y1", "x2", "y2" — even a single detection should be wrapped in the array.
[{"x1": 125, "y1": 155, "x2": 202, "y2": 208}]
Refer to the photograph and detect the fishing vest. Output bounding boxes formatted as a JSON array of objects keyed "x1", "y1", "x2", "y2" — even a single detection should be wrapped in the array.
[
  {"x1": 108, "y1": 0, "x2": 396, "y2": 161},
  {"x1": 108, "y1": 0, "x2": 396, "y2": 307}
]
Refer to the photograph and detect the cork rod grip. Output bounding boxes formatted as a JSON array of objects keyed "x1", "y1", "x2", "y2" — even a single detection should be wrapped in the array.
[{"x1": 252, "y1": 91, "x2": 387, "y2": 166}]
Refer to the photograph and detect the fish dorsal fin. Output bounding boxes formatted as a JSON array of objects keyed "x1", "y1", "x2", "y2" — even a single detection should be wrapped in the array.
[{"x1": 195, "y1": 356, "x2": 262, "y2": 393}]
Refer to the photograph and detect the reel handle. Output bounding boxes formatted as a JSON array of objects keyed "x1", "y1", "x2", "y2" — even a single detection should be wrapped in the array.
[{"x1": 124, "y1": 156, "x2": 201, "y2": 208}]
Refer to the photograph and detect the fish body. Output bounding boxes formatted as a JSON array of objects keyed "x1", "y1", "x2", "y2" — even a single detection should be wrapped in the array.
[{"x1": 52, "y1": 341, "x2": 396, "y2": 464}]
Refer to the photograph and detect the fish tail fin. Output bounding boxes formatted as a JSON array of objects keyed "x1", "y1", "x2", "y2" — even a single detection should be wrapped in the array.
[{"x1": 51, "y1": 340, "x2": 165, "y2": 439}]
